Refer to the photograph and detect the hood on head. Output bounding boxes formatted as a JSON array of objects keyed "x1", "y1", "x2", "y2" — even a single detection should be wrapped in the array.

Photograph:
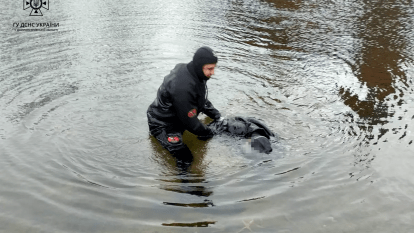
[{"x1": 189, "y1": 46, "x2": 218, "y2": 81}]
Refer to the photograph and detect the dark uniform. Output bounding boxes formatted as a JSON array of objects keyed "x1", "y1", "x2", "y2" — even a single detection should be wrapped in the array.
[
  {"x1": 208, "y1": 116, "x2": 275, "y2": 154},
  {"x1": 147, "y1": 47, "x2": 221, "y2": 155}
]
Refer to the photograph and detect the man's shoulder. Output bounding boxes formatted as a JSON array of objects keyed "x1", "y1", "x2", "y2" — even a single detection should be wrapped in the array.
[
  {"x1": 174, "y1": 63, "x2": 187, "y2": 69},
  {"x1": 165, "y1": 63, "x2": 187, "y2": 81},
  {"x1": 164, "y1": 63, "x2": 194, "y2": 91},
  {"x1": 169, "y1": 63, "x2": 188, "y2": 74},
  {"x1": 175, "y1": 63, "x2": 196, "y2": 83}
]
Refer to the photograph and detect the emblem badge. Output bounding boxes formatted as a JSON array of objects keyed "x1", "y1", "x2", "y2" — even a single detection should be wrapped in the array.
[
  {"x1": 188, "y1": 109, "x2": 197, "y2": 118},
  {"x1": 23, "y1": 0, "x2": 49, "y2": 16},
  {"x1": 167, "y1": 136, "x2": 180, "y2": 143}
]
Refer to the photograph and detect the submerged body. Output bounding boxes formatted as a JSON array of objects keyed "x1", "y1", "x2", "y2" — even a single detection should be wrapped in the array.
[{"x1": 208, "y1": 116, "x2": 275, "y2": 154}]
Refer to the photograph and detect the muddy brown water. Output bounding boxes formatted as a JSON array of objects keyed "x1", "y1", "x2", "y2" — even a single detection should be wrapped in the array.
[{"x1": 1, "y1": 0, "x2": 413, "y2": 232}]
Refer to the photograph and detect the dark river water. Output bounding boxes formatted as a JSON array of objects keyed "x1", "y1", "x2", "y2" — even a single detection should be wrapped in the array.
[{"x1": 1, "y1": 0, "x2": 414, "y2": 232}]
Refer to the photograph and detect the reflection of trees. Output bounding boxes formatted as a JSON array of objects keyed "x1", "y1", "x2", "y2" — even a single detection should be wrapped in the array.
[
  {"x1": 339, "y1": 1, "x2": 410, "y2": 132},
  {"x1": 261, "y1": 0, "x2": 301, "y2": 9},
  {"x1": 335, "y1": 1, "x2": 412, "y2": 170}
]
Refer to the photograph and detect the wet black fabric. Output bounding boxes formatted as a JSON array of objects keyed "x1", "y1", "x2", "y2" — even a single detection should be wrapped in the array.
[
  {"x1": 147, "y1": 47, "x2": 220, "y2": 152},
  {"x1": 208, "y1": 116, "x2": 275, "y2": 154},
  {"x1": 151, "y1": 124, "x2": 187, "y2": 153}
]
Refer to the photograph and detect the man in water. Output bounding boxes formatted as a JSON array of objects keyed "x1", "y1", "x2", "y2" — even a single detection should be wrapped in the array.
[{"x1": 147, "y1": 46, "x2": 222, "y2": 158}]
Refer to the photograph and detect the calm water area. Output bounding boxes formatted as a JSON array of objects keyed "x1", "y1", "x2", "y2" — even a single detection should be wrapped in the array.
[{"x1": 1, "y1": 0, "x2": 414, "y2": 232}]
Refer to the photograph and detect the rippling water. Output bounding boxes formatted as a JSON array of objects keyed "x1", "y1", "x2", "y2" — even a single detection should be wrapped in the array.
[{"x1": 1, "y1": 0, "x2": 414, "y2": 232}]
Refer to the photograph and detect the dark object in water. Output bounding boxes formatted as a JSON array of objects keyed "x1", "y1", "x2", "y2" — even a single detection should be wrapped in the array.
[{"x1": 208, "y1": 116, "x2": 275, "y2": 154}]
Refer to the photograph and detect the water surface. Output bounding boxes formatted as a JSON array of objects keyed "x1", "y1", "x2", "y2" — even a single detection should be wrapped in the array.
[{"x1": 1, "y1": 0, "x2": 414, "y2": 232}]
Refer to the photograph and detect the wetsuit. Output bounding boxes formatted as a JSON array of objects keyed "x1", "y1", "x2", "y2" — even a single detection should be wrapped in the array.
[{"x1": 147, "y1": 47, "x2": 221, "y2": 154}]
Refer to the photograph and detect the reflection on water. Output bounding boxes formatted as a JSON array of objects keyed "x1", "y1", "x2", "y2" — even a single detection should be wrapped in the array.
[
  {"x1": 341, "y1": 0, "x2": 411, "y2": 122},
  {"x1": 150, "y1": 133, "x2": 215, "y2": 207},
  {"x1": 337, "y1": 1, "x2": 414, "y2": 170},
  {"x1": 1, "y1": 0, "x2": 414, "y2": 232},
  {"x1": 162, "y1": 221, "x2": 216, "y2": 227}
]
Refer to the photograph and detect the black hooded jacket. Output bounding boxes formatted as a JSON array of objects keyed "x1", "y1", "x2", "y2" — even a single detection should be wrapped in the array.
[{"x1": 147, "y1": 47, "x2": 221, "y2": 137}]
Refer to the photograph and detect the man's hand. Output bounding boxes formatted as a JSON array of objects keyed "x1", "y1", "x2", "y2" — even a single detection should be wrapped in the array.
[{"x1": 197, "y1": 128, "x2": 214, "y2": 141}]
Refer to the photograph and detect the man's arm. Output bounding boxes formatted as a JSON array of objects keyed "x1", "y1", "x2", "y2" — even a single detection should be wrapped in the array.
[
  {"x1": 203, "y1": 99, "x2": 221, "y2": 120},
  {"x1": 172, "y1": 88, "x2": 213, "y2": 137}
]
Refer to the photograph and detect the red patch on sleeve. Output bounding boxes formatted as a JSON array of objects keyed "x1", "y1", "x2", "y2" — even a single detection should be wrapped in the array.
[
  {"x1": 167, "y1": 136, "x2": 180, "y2": 143},
  {"x1": 188, "y1": 108, "x2": 197, "y2": 118}
]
